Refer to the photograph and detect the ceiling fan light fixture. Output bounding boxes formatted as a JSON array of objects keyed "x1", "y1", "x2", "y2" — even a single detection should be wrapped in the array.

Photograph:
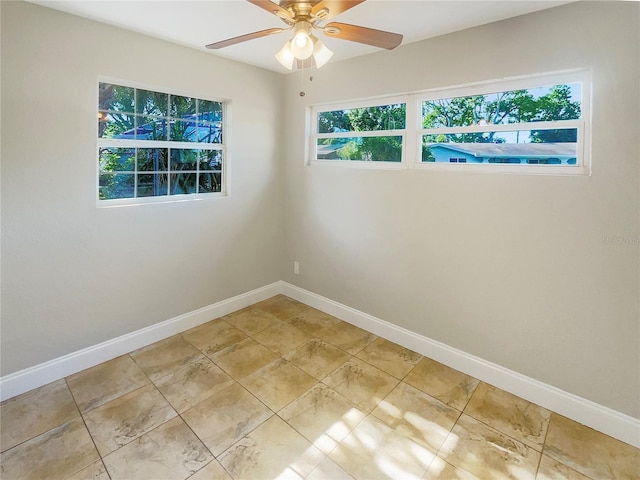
[
  {"x1": 209, "y1": 0, "x2": 403, "y2": 71},
  {"x1": 311, "y1": 36, "x2": 333, "y2": 68},
  {"x1": 275, "y1": 40, "x2": 295, "y2": 70},
  {"x1": 289, "y1": 22, "x2": 314, "y2": 60}
]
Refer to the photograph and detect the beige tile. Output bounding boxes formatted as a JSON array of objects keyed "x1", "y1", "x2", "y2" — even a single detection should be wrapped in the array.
[
  {"x1": 209, "y1": 337, "x2": 279, "y2": 379},
  {"x1": 439, "y1": 413, "x2": 541, "y2": 480},
  {"x1": 189, "y1": 460, "x2": 233, "y2": 480},
  {"x1": 285, "y1": 338, "x2": 351, "y2": 380},
  {"x1": 253, "y1": 294, "x2": 309, "y2": 320},
  {"x1": 130, "y1": 335, "x2": 203, "y2": 382},
  {"x1": 182, "y1": 318, "x2": 246, "y2": 356},
  {"x1": 329, "y1": 415, "x2": 435, "y2": 480},
  {"x1": 372, "y1": 381, "x2": 460, "y2": 453},
  {"x1": 0, "y1": 417, "x2": 99, "y2": 480},
  {"x1": 356, "y1": 337, "x2": 422, "y2": 379},
  {"x1": 0, "y1": 379, "x2": 79, "y2": 452},
  {"x1": 307, "y1": 457, "x2": 356, "y2": 480},
  {"x1": 83, "y1": 383, "x2": 177, "y2": 456},
  {"x1": 103, "y1": 416, "x2": 212, "y2": 480},
  {"x1": 404, "y1": 357, "x2": 479, "y2": 411},
  {"x1": 182, "y1": 382, "x2": 272, "y2": 456},
  {"x1": 317, "y1": 321, "x2": 378, "y2": 354},
  {"x1": 543, "y1": 413, "x2": 640, "y2": 480},
  {"x1": 66, "y1": 355, "x2": 149, "y2": 412},
  {"x1": 423, "y1": 456, "x2": 481, "y2": 480},
  {"x1": 66, "y1": 460, "x2": 110, "y2": 480},
  {"x1": 287, "y1": 308, "x2": 342, "y2": 338},
  {"x1": 154, "y1": 356, "x2": 233, "y2": 413},
  {"x1": 218, "y1": 415, "x2": 324, "y2": 480},
  {"x1": 323, "y1": 358, "x2": 399, "y2": 412},
  {"x1": 465, "y1": 382, "x2": 550, "y2": 451},
  {"x1": 536, "y1": 454, "x2": 592, "y2": 480},
  {"x1": 279, "y1": 383, "x2": 366, "y2": 453},
  {"x1": 223, "y1": 305, "x2": 282, "y2": 335},
  {"x1": 253, "y1": 321, "x2": 313, "y2": 356},
  {"x1": 240, "y1": 358, "x2": 317, "y2": 411}
]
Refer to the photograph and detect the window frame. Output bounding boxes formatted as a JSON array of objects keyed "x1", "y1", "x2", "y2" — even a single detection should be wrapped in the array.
[
  {"x1": 96, "y1": 78, "x2": 230, "y2": 206},
  {"x1": 416, "y1": 69, "x2": 591, "y2": 175},
  {"x1": 307, "y1": 69, "x2": 591, "y2": 175},
  {"x1": 308, "y1": 95, "x2": 409, "y2": 169}
]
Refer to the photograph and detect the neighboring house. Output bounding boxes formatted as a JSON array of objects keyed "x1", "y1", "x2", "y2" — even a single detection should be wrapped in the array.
[
  {"x1": 316, "y1": 138, "x2": 353, "y2": 159},
  {"x1": 428, "y1": 142, "x2": 577, "y2": 164},
  {"x1": 112, "y1": 112, "x2": 223, "y2": 143},
  {"x1": 316, "y1": 143, "x2": 341, "y2": 159}
]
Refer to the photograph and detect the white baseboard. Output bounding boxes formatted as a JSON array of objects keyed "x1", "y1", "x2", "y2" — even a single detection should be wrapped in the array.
[
  {"x1": 281, "y1": 282, "x2": 640, "y2": 449},
  {"x1": 0, "y1": 282, "x2": 282, "y2": 402},
  {"x1": 2, "y1": 280, "x2": 638, "y2": 448}
]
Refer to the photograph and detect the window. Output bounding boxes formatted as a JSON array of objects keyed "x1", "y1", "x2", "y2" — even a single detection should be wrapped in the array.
[
  {"x1": 419, "y1": 70, "x2": 589, "y2": 174},
  {"x1": 308, "y1": 70, "x2": 590, "y2": 175},
  {"x1": 310, "y1": 99, "x2": 407, "y2": 166},
  {"x1": 98, "y1": 82, "x2": 226, "y2": 203}
]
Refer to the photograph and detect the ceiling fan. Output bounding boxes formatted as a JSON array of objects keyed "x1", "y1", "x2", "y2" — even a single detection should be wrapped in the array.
[{"x1": 206, "y1": 0, "x2": 403, "y2": 70}]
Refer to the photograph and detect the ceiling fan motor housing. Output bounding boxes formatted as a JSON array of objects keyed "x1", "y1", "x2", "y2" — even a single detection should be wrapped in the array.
[{"x1": 280, "y1": 1, "x2": 327, "y2": 24}]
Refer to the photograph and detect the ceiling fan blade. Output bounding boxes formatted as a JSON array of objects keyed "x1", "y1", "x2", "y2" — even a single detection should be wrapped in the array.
[
  {"x1": 311, "y1": 0, "x2": 365, "y2": 21},
  {"x1": 323, "y1": 22, "x2": 403, "y2": 49},
  {"x1": 206, "y1": 28, "x2": 286, "y2": 49},
  {"x1": 247, "y1": 0, "x2": 294, "y2": 21}
]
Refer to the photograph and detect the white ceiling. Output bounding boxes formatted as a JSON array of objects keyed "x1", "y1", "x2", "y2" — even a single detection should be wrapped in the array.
[{"x1": 28, "y1": 0, "x2": 573, "y2": 73}]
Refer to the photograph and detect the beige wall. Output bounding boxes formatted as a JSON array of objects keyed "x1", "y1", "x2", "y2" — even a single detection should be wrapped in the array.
[
  {"x1": 1, "y1": 1, "x2": 285, "y2": 374},
  {"x1": 282, "y1": 2, "x2": 640, "y2": 418}
]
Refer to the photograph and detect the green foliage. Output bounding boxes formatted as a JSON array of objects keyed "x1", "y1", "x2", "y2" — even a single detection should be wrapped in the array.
[
  {"x1": 170, "y1": 95, "x2": 196, "y2": 117},
  {"x1": 422, "y1": 90, "x2": 536, "y2": 144},
  {"x1": 98, "y1": 83, "x2": 224, "y2": 200},
  {"x1": 336, "y1": 141, "x2": 360, "y2": 160},
  {"x1": 99, "y1": 84, "x2": 135, "y2": 138},
  {"x1": 318, "y1": 110, "x2": 352, "y2": 133},
  {"x1": 360, "y1": 137, "x2": 402, "y2": 162},
  {"x1": 99, "y1": 148, "x2": 135, "y2": 172},
  {"x1": 347, "y1": 104, "x2": 406, "y2": 132},
  {"x1": 333, "y1": 104, "x2": 406, "y2": 161},
  {"x1": 530, "y1": 85, "x2": 581, "y2": 142},
  {"x1": 422, "y1": 84, "x2": 581, "y2": 146},
  {"x1": 137, "y1": 90, "x2": 168, "y2": 116},
  {"x1": 422, "y1": 147, "x2": 435, "y2": 162}
]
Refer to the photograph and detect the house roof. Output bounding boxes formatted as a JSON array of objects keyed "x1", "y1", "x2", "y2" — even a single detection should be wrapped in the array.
[
  {"x1": 430, "y1": 142, "x2": 576, "y2": 158},
  {"x1": 317, "y1": 144, "x2": 341, "y2": 156}
]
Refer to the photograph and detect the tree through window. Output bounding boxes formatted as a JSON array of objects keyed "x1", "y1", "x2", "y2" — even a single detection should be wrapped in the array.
[{"x1": 98, "y1": 82, "x2": 225, "y2": 202}]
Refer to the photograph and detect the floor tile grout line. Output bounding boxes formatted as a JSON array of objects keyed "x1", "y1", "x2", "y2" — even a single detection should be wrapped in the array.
[
  {"x1": 274, "y1": 383, "x2": 368, "y2": 455},
  {"x1": 76, "y1": 411, "x2": 114, "y2": 479},
  {"x1": 4, "y1": 297, "x2": 637, "y2": 479},
  {"x1": 182, "y1": 312, "x2": 368, "y2": 475},
  {"x1": 176, "y1": 410, "x2": 222, "y2": 479},
  {"x1": 72, "y1": 349, "x2": 182, "y2": 464},
  {"x1": 131, "y1": 303, "x2": 480, "y2": 479},
  {"x1": 94, "y1": 313, "x2": 572, "y2": 478},
  {"x1": 536, "y1": 415, "x2": 599, "y2": 480},
  {"x1": 64, "y1": 376, "x2": 114, "y2": 479},
  {"x1": 460, "y1": 382, "x2": 553, "y2": 455},
  {"x1": 0, "y1": 380, "x2": 78, "y2": 455}
]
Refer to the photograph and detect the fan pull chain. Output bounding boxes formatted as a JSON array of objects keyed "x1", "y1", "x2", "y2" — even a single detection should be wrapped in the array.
[{"x1": 299, "y1": 65, "x2": 313, "y2": 98}]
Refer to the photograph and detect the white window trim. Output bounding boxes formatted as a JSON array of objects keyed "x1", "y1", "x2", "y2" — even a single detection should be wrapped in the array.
[
  {"x1": 307, "y1": 69, "x2": 591, "y2": 176},
  {"x1": 96, "y1": 77, "x2": 231, "y2": 207},
  {"x1": 309, "y1": 95, "x2": 409, "y2": 170}
]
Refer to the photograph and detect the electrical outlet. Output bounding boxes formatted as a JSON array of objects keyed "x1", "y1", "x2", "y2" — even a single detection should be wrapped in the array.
[{"x1": 293, "y1": 261, "x2": 300, "y2": 275}]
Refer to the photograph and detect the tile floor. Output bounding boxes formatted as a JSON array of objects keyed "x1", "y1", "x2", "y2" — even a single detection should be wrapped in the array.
[{"x1": 1, "y1": 295, "x2": 638, "y2": 480}]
